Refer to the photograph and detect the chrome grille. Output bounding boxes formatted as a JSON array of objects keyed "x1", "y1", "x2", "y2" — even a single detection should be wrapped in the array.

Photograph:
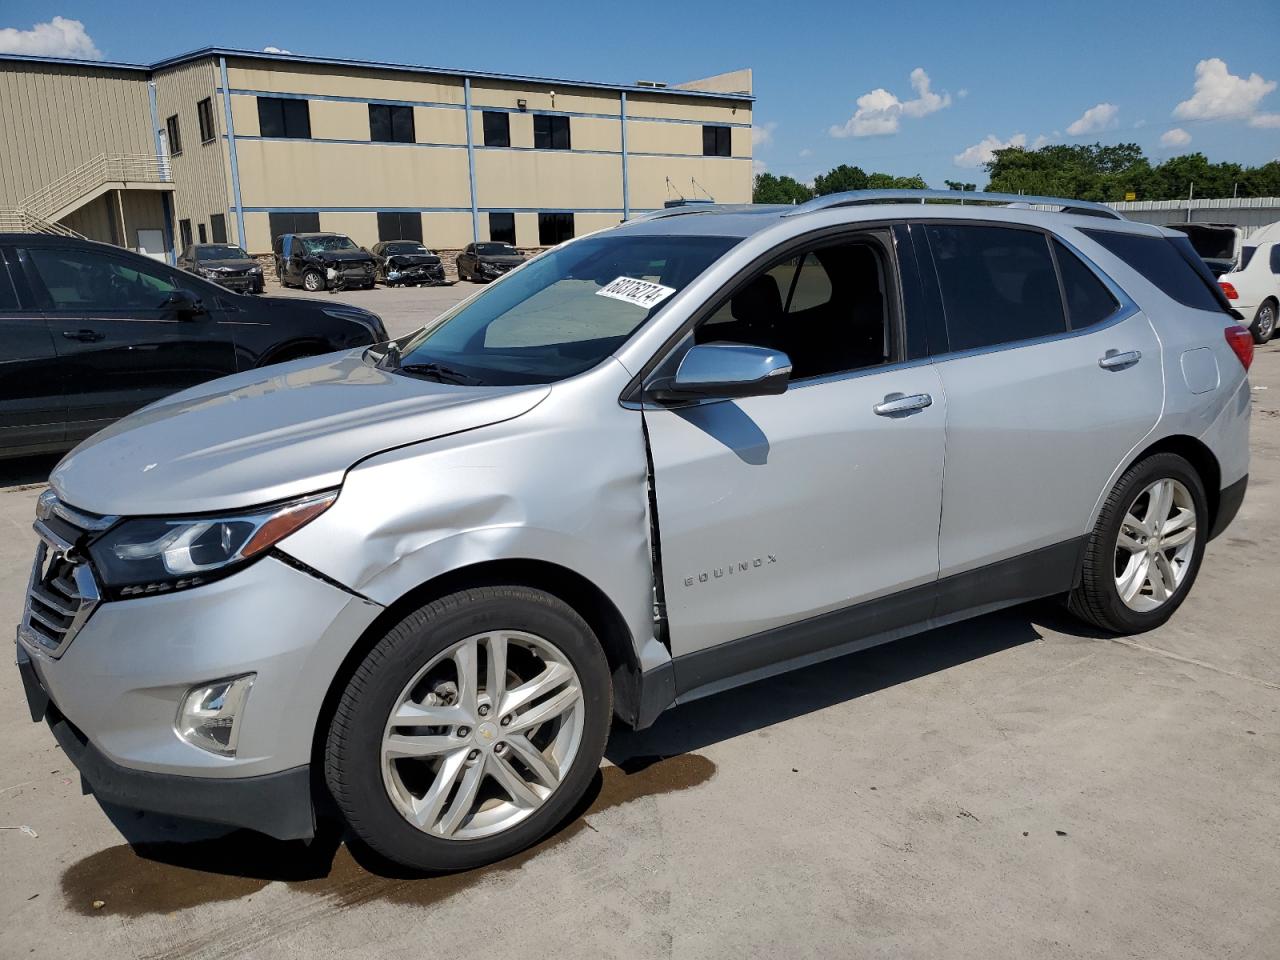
[{"x1": 17, "y1": 495, "x2": 105, "y2": 659}]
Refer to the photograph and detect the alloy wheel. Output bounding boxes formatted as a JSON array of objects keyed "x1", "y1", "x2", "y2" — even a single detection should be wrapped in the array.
[
  {"x1": 1258, "y1": 303, "x2": 1276, "y2": 341},
  {"x1": 380, "y1": 630, "x2": 585, "y2": 840},
  {"x1": 1114, "y1": 478, "x2": 1197, "y2": 612}
]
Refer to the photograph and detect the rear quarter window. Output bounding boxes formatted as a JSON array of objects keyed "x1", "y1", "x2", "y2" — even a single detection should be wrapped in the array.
[{"x1": 1081, "y1": 229, "x2": 1229, "y2": 314}]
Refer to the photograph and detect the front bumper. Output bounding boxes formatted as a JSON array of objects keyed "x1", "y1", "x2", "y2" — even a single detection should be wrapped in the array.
[
  {"x1": 208, "y1": 274, "x2": 264, "y2": 293},
  {"x1": 386, "y1": 264, "x2": 445, "y2": 284},
  {"x1": 16, "y1": 554, "x2": 382, "y2": 837}
]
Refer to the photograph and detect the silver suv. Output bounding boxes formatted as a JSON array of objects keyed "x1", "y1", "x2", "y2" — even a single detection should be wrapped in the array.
[{"x1": 17, "y1": 191, "x2": 1252, "y2": 872}]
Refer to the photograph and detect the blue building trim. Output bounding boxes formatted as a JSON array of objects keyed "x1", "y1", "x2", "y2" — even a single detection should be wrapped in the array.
[
  {"x1": 227, "y1": 134, "x2": 746, "y2": 162},
  {"x1": 218, "y1": 57, "x2": 248, "y2": 250},
  {"x1": 620, "y1": 91, "x2": 630, "y2": 221},
  {"x1": 146, "y1": 80, "x2": 177, "y2": 264},
  {"x1": 464, "y1": 78, "x2": 479, "y2": 244},
  {"x1": 239, "y1": 205, "x2": 629, "y2": 215}
]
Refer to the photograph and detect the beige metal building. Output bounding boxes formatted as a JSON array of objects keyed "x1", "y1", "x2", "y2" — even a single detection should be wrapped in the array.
[{"x1": 0, "y1": 47, "x2": 753, "y2": 260}]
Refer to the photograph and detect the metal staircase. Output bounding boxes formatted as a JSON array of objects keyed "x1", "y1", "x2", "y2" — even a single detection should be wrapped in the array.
[{"x1": 0, "y1": 153, "x2": 172, "y2": 239}]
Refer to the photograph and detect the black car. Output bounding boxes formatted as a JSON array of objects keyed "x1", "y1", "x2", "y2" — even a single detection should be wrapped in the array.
[
  {"x1": 273, "y1": 232, "x2": 377, "y2": 292},
  {"x1": 456, "y1": 241, "x2": 526, "y2": 282},
  {"x1": 177, "y1": 242, "x2": 264, "y2": 294},
  {"x1": 369, "y1": 240, "x2": 447, "y2": 286},
  {"x1": 0, "y1": 234, "x2": 388, "y2": 460}
]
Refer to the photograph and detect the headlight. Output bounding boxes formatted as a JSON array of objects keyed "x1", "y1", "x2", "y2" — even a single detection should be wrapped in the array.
[
  {"x1": 87, "y1": 491, "x2": 337, "y2": 596},
  {"x1": 199, "y1": 267, "x2": 219, "y2": 277},
  {"x1": 250, "y1": 265, "x2": 263, "y2": 274}
]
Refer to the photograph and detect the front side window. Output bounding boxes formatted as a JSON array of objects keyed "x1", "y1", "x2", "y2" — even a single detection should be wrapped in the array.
[
  {"x1": 533, "y1": 114, "x2": 570, "y2": 150},
  {"x1": 927, "y1": 224, "x2": 1066, "y2": 351},
  {"x1": 394, "y1": 234, "x2": 738, "y2": 385},
  {"x1": 483, "y1": 111, "x2": 510, "y2": 147},
  {"x1": 197, "y1": 97, "x2": 216, "y2": 143},
  {"x1": 1053, "y1": 240, "x2": 1119, "y2": 329},
  {"x1": 695, "y1": 238, "x2": 893, "y2": 380},
  {"x1": 538, "y1": 212, "x2": 574, "y2": 246},
  {"x1": 166, "y1": 114, "x2": 182, "y2": 156},
  {"x1": 702, "y1": 124, "x2": 731, "y2": 157},
  {"x1": 369, "y1": 103, "x2": 415, "y2": 143},
  {"x1": 258, "y1": 96, "x2": 311, "y2": 139},
  {"x1": 28, "y1": 247, "x2": 182, "y2": 311},
  {"x1": 489, "y1": 212, "x2": 516, "y2": 245}
]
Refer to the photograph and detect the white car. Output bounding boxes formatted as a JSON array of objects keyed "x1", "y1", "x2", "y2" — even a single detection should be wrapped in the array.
[{"x1": 1219, "y1": 240, "x2": 1279, "y2": 344}]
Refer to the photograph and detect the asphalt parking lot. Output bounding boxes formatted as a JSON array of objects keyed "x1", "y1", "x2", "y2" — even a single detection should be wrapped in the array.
[{"x1": 1, "y1": 321, "x2": 1277, "y2": 959}]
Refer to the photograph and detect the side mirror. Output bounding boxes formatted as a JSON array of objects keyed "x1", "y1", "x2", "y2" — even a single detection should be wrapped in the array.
[
  {"x1": 647, "y1": 342, "x2": 792, "y2": 401},
  {"x1": 164, "y1": 289, "x2": 205, "y2": 317}
]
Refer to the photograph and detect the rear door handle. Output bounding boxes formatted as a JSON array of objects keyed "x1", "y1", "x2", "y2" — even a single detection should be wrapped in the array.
[
  {"x1": 62, "y1": 329, "x2": 105, "y2": 343},
  {"x1": 1099, "y1": 349, "x2": 1141, "y2": 369},
  {"x1": 873, "y1": 393, "x2": 933, "y2": 416}
]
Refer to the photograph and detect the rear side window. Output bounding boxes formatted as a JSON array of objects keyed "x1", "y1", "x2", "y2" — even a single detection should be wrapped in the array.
[
  {"x1": 1053, "y1": 240, "x2": 1119, "y2": 329},
  {"x1": 1081, "y1": 229, "x2": 1225, "y2": 313},
  {"x1": 0, "y1": 257, "x2": 19, "y2": 309},
  {"x1": 1239, "y1": 246, "x2": 1256, "y2": 270},
  {"x1": 926, "y1": 224, "x2": 1066, "y2": 351},
  {"x1": 1271, "y1": 246, "x2": 1280, "y2": 274}
]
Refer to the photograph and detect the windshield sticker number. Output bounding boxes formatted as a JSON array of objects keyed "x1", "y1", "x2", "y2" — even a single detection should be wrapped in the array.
[{"x1": 595, "y1": 276, "x2": 676, "y2": 309}]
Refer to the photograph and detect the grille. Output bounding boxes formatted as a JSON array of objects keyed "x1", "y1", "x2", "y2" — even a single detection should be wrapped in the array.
[{"x1": 17, "y1": 498, "x2": 105, "y2": 659}]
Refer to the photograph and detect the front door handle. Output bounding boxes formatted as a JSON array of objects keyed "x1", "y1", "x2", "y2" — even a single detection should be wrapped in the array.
[
  {"x1": 1099, "y1": 349, "x2": 1141, "y2": 369},
  {"x1": 873, "y1": 393, "x2": 933, "y2": 416},
  {"x1": 62, "y1": 329, "x2": 105, "y2": 343}
]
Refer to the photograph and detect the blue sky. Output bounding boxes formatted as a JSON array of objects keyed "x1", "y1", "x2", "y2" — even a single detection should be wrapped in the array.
[{"x1": 3, "y1": 0, "x2": 1279, "y2": 187}]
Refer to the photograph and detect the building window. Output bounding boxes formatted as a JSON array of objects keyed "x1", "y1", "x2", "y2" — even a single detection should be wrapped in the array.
[
  {"x1": 538, "y1": 212, "x2": 574, "y2": 246},
  {"x1": 489, "y1": 212, "x2": 516, "y2": 245},
  {"x1": 210, "y1": 214, "x2": 227, "y2": 244},
  {"x1": 197, "y1": 223, "x2": 207, "y2": 244},
  {"x1": 482, "y1": 111, "x2": 510, "y2": 147},
  {"x1": 369, "y1": 103, "x2": 415, "y2": 144},
  {"x1": 166, "y1": 115, "x2": 182, "y2": 156},
  {"x1": 179, "y1": 218, "x2": 193, "y2": 249},
  {"x1": 257, "y1": 96, "x2": 311, "y2": 139},
  {"x1": 197, "y1": 97, "x2": 216, "y2": 144},
  {"x1": 533, "y1": 114, "x2": 571, "y2": 150},
  {"x1": 702, "y1": 125, "x2": 731, "y2": 157},
  {"x1": 268, "y1": 212, "x2": 321, "y2": 241},
  {"x1": 377, "y1": 212, "x2": 424, "y2": 242}
]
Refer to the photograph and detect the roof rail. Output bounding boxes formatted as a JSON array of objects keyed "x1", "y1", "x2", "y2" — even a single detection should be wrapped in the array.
[{"x1": 783, "y1": 189, "x2": 1124, "y2": 220}]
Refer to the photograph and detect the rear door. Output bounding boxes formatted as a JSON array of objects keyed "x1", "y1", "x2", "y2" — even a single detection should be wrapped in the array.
[
  {"x1": 917, "y1": 222, "x2": 1163, "y2": 594},
  {"x1": 0, "y1": 247, "x2": 64, "y2": 452},
  {"x1": 20, "y1": 243, "x2": 238, "y2": 439}
]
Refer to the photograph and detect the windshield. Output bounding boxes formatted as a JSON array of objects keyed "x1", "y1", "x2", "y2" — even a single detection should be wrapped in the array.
[
  {"x1": 385, "y1": 242, "x2": 430, "y2": 255},
  {"x1": 302, "y1": 235, "x2": 359, "y2": 254},
  {"x1": 395, "y1": 234, "x2": 738, "y2": 385},
  {"x1": 476, "y1": 243, "x2": 518, "y2": 256},
  {"x1": 196, "y1": 245, "x2": 250, "y2": 260}
]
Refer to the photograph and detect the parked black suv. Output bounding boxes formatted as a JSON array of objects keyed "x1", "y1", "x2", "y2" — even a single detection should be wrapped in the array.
[
  {"x1": 273, "y1": 232, "x2": 377, "y2": 291},
  {"x1": 178, "y1": 242, "x2": 264, "y2": 294},
  {"x1": 0, "y1": 234, "x2": 388, "y2": 460},
  {"x1": 370, "y1": 240, "x2": 447, "y2": 286}
]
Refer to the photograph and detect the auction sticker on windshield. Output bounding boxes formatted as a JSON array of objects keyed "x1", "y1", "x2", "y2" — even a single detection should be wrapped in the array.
[{"x1": 596, "y1": 276, "x2": 676, "y2": 309}]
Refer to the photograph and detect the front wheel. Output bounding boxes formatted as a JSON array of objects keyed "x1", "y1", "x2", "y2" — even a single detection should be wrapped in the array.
[
  {"x1": 1250, "y1": 299, "x2": 1276, "y2": 345},
  {"x1": 302, "y1": 269, "x2": 325, "y2": 292},
  {"x1": 1068, "y1": 453, "x2": 1207, "y2": 634},
  {"x1": 325, "y1": 586, "x2": 612, "y2": 872}
]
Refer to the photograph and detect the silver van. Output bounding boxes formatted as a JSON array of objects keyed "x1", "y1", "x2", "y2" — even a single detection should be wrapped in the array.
[{"x1": 17, "y1": 191, "x2": 1252, "y2": 872}]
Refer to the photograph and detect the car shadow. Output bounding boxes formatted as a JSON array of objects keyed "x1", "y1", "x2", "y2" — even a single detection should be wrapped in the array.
[{"x1": 0, "y1": 454, "x2": 60, "y2": 491}]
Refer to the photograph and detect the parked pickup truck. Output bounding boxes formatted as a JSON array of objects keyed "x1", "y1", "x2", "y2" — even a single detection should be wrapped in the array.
[{"x1": 17, "y1": 190, "x2": 1250, "y2": 873}]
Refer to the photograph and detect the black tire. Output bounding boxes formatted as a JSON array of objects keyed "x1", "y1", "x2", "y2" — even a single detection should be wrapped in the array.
[
  {"x1": 324, "y1": 586, "x2": 612, "y2": 872},
  {"x1": 302, "y1": 269, "x2": 325, "y2": 292},
  {"x1": 1250, "y1": 298, "x2": 1277, "y2": 345},
  {"x1": 1068, "y1": 452, "x2": 1208, "y2": 634}
]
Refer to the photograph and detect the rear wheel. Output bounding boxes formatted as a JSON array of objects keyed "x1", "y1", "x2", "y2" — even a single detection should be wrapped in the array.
[
  {"x1": 1250, "y1": 299, "x2": 1276, "y2": 345},
  {"x1": 325, "y1": 586, "x2": 612, "y2": 872},
  {"x1": 1068, "y1": 453, "x2": 1207, "y2": 634}
]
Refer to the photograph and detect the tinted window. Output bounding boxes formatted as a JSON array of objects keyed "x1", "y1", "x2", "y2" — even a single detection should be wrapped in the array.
[
  {"x1": 476, "y1": 243, "x2": 518, "y2": 255},
  {"x1": 397, "y1": 235, "x2": 737, "y2": 385},
  {"x1": 269, "y1": 212, "x2": 321, "y2": 241},
  {"x1": 702, "y1": 125, "x2": 731, "y2": 157},
  {"x1": 258, "y1": 97, "x2": 311, "y2": 139},
  {"x1": 483, "y1": 111, "x2": 510, "y2": 147},
  {"x1": 197, "y1": 223, "x2": 207, "y2": 244},
  {"x1": 197, "y1": 97, "x2": 216, "y2": 143},
  {"x1": 1271, "y1": 246, "x2": 1280, "y2": 274},
  {"x1": 377, "y1": 211, "x2": 423, "y2": 242},
  {"x1": 1239, "y1": 246, "x2": 1256, "y2": 270},
  {"x1": 28, "y1": 247, "x2": 181, "y2": 311},
  {"x1": 1082, "y1": 229, "x2": 1226, "y2": 313},
  {"x1": 533, "y1": 114, "x2": 570, "y2": 150},
  {"x1": 369, "y1": 103, "x2": 414, "y2": 143},
  {"x1": 179, "y1": 218, "x2": 193, "y2": 249},
  {"x1": 538, "y1": 212, "x2": 574, "y2": 246},
  {"x1": 1053, "y1": 240, "x2": 1119, "y2": 329},
  {"x1": 210, "y1": 213, "x2": 227, "y2": 244},
  {"x1": 166, "y1": 114, "x2": 182, "y2": 155},
  {"x1": 0, "y1": 260, "x2": 19, "y2": 310},
  {"x1": 489, "y1": 212, "x2": 516, "y2": 245},
  {"x1": 697, "y1": 239, "x2": 892, "y2": 380},
  {"x1": 927, "y1": 224, "x2": 1066, "y2": 350}
]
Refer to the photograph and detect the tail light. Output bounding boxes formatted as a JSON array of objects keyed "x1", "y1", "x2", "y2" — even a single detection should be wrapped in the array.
[
  {"x1": 1219, "y1": 280, "x2": 1239, "y2": 300},
  {"x1": 1224, "y1": 325, "x2": 1253, "y2": 370}
]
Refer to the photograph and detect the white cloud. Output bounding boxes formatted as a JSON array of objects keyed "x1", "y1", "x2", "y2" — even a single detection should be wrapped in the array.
[
  {"x1": 1031, "y1": 134, "x2": 1049, "y2": 149},
  {"x1": 1066, "y1": 102, "x2": 1119, "y2": 136},
  {"x1": 798, "y1": 148, "x2": 812, "y2": 158},
  {"x1": 751, "y1": 121, "x2": 776, "y2": 148},
  {"x1": 1175, "y1": 58, "x2": 1275, "y2": 122},
  {"x1": 751, "y1": 158, "x2": 768, "y2": 175},
  {"x1": 957, "y1": 88, "x2": 969, "y2": 99},
  {"x1": 1250, "y1": 113, "x2": 1280, "y2": 129},
  {"x1": 953, "y1": 132, "x2": 1026, "y2": 168},
  {"x1": 0, "y1": 16, "x2": 100, "y2": 59},
  {"x1": 262, "y1": 45, "x2": 292, "y2": 55},
  {"x1": 829, "y1": 67, "x2": 952, "y2": 138},
  {"x1": 1160, "y1": 127, "x2": 1192, "y2": 147}
]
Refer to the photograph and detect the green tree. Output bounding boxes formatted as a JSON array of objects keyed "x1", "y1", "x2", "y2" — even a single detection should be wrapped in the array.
[
  {"x1": 866, "y1": 172, "x2": 929, "y2": 190},
  {"x1": 813, "y1": 164, "x2": 869, "y2": 195},
  {"x1": 753, "y1": 172, "x2": 814, "y2": 204},
  {"x1": 945, "y1": 180, "x2": 977, "y2": 191}
]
